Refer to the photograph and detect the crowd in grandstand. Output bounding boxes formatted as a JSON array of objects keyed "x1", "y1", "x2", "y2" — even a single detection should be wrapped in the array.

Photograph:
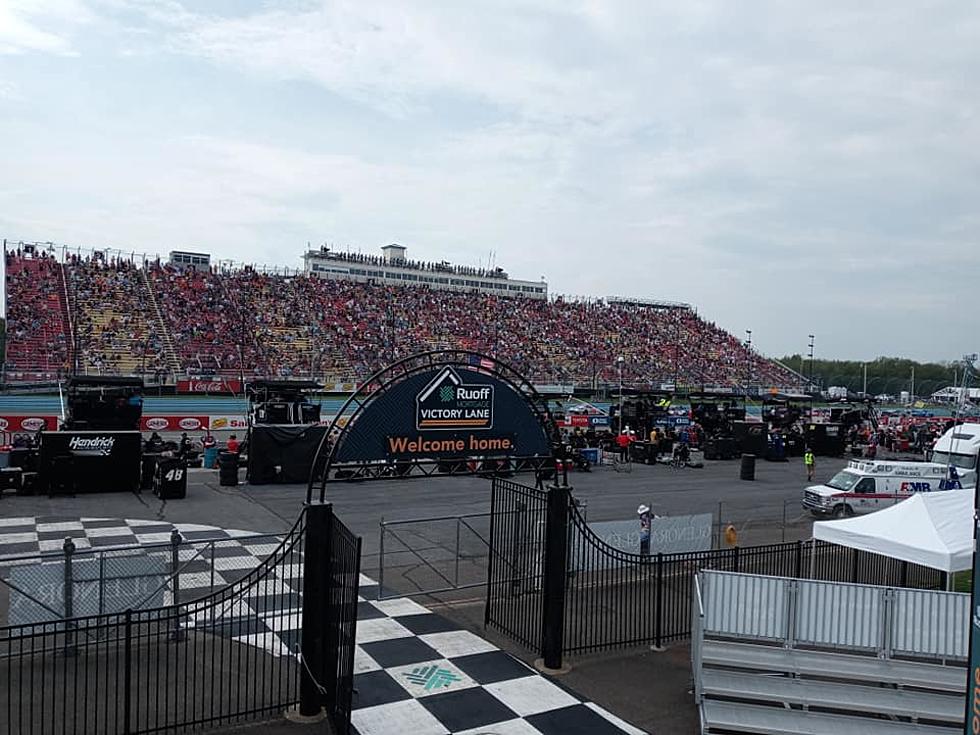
[
  {"x1": 4, "y1": 250, "x2": 69, "y2": 378},
  {"x1": 317, "y1": 247, "x2": 509, "y2": 279},
  {"x1": 4, "y1": 251, "x2": 798, "y2": 388},
  {"x1": 66, "y1": 254, "x2": 167, "y2": 376}
]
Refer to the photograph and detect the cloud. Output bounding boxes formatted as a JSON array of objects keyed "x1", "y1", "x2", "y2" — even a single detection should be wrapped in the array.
[
  {"x1": 0, "y1": 0, "x2": 95, "y2": 55},
  {"x1": 0, "y1": 0, "x2": 978, "y2": 360}
]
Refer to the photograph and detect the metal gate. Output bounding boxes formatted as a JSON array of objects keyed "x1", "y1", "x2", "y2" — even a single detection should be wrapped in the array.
[
  {"x1": 484, "y1": 477, "x2": 548, "y2": 651},
  {"x1": 0, "y1": 505, "x2": 361, "y2": 734}
]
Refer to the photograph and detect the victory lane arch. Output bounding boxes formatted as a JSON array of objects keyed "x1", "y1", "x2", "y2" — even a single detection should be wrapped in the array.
[{"x1": 306, "y1": 350, "x2": 560, "y2": 502}]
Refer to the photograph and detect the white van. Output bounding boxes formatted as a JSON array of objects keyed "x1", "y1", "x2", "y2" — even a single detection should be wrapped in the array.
[
  {"x1": 929, "y1": 422, "x2": 980, "y2": 489},
  {"x1": 802, "y1": 459, "x2": 971, "y2": 518}
]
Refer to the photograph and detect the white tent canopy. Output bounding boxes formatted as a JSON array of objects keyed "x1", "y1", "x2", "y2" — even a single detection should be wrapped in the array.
[{"x1": 812, "y1": 490, "x2": 974, "y2": 573}]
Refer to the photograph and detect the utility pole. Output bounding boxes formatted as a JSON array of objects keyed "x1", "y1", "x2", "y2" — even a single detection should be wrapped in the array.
[
  {"x1": 744, "y1": 329, "x2": 753, "y2": 403},
  {"x1": 807, "y1": 335, "x2": 815, "y2": 392},
  {"x1": 910, "y1": 365, "x2": 915, "y2": 403},
  {"x1": 863, "y1": 362, "x2": 867, "y2": 395},
  {"x1": 617, "y1": 356, "x2": 625, "y2": 432}
]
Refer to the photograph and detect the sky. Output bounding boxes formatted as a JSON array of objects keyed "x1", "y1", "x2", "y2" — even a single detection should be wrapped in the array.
[{"x1": 0, "y1": 1, "x2": 977, "y2": 362}]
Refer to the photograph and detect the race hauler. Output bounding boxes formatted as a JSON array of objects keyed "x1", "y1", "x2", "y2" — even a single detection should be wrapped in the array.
[
  {"x1": 928, "y1": 421, "x2": 980, "y2": 489},
  {"x1": 802, "y1": 458, "x2": 973, "y2": 518}
]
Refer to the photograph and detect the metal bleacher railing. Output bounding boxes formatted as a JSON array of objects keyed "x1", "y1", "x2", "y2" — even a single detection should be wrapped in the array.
[{"x1": 692, "y1": 569, "x2": 967, "y2": 734}]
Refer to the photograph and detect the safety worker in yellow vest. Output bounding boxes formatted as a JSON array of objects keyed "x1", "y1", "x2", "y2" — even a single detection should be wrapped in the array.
[{"x1": 804, "y1": 448, "x2": 815, "y2": 482}]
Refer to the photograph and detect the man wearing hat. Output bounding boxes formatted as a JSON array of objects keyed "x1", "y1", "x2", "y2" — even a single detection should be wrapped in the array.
[{"x1": 638, "y1": 504, "x2": 652, "y2": 556}]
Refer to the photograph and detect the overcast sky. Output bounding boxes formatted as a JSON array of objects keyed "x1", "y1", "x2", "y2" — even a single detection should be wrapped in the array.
[{"x1": 1, "y1": 1, "x2": 977, "y2": 362}]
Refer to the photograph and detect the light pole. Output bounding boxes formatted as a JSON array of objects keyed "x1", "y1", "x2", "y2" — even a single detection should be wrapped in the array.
[
  {"x1": 807, "y1": 335, "x2": 815, "y2": 391},
  {"x1": 744, "y1": 329, "x2": 753, "y2": 401},
  {"x1": 617, "y1": 355, "x2": 625, "y2": 432}
]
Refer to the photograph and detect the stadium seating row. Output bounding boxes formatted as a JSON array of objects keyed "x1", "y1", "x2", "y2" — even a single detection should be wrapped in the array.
[{"x1": 4, "y1": 252, "x2": 800, "y2": 388}]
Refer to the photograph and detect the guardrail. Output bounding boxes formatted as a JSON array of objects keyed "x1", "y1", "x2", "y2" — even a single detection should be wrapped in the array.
[{"x1": 699, "y1": 569, "x2": 968, "y2": 661}]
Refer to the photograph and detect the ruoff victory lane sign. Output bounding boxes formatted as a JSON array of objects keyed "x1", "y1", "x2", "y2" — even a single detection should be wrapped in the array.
[{"x1": 308, "y1": 352, "x2": 556, "y2": 493}]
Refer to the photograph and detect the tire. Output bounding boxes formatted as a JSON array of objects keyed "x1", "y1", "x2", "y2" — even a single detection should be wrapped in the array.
[{"x1": 833, "y1": 504, "x2": 848, "y2": 519}]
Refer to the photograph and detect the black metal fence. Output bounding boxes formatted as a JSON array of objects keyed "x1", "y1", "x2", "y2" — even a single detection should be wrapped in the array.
[
  {"x1": 0, "y1": 505, "x2": 362, "y2": 735},
  {"x1": 486, "y1": 479, "x2": 947, "y2": 661},
  {"x1": 325, "y1": 511, "x2": 361, "y2": 732},
  {"x1": 484, "y1": 477, "x2": 548, "y2": 651}
]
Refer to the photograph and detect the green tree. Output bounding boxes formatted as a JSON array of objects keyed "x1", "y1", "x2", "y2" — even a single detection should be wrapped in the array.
[{"x1": 779, "y1": 354, "x2": 959, "y2": 397}]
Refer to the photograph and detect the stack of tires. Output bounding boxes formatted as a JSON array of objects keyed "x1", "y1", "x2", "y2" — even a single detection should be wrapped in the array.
[{"x1": 218, "y1": 451, "x2": 239, "y2": 487}]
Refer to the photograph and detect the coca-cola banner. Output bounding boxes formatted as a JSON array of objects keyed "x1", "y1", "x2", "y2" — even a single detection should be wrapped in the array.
[
  {"x1": 176, "y1": 379, "x2": 243, "y2": 394},
  {"x1": 0, "y1": 415, "x2": 59, "y2": 432},
  {"x1": 140, "y1": 416, "x2": 211, "y2": 432}
]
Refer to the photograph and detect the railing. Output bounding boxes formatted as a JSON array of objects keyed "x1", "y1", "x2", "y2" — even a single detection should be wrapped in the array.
[
  {"x1": 0, "y1": 507, "x2": 363, "y2": 734},
  {"x1": 379, "y1": 512, "x2": 493, "y2": 600},
  {"x1": 484, "y1": 477, "x2": 549, "y2": 652},
  {"x1": 698, "y1": 569, "x2": 969, "y2": 661},
  {"x1": 0, "y1": 516, "x2": 307, "y2": 734},
  {"x1": 0, "y1": 531, "x2": 283, "y2": 626}
]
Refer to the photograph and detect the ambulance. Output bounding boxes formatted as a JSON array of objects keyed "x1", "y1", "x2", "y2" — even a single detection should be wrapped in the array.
[{"x1": 802, "y1": 458, "x2": 972, "y2": 518}]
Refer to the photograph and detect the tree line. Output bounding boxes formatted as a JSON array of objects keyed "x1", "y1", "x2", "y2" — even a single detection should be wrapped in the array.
[{"x1": 778, "y1": 355, "x2": 968, "y2": 398}]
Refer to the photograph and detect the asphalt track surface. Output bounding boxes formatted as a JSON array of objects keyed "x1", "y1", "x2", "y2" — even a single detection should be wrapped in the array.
[
  {"x1": 0, "y1": 453, "x2": 856, "y2": 735},
  {"x1": 1, "y1": 454, "x2": 850, "y2": 594}
]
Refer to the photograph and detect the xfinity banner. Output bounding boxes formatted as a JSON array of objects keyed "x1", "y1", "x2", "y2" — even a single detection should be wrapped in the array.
[{"x1": 335, "y1": 365, "x2": 551, "y2": 463}]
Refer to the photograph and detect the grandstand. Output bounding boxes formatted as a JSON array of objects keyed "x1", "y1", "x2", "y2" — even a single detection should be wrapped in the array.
[{"x1": 2, "y1": 243, "x2": 801, "y2": 390}]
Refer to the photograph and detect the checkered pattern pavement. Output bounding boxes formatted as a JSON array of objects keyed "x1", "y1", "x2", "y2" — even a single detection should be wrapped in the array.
[{"x1": 0, "y1": 517, "x2": 646, "y2": 735}]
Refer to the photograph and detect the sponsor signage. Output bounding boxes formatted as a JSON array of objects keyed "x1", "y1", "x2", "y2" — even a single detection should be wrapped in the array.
[
  {"x1": 140, "y1": 415, "x2": 210, "y2": 432},
  {"x1": 0, "y1": 415, "x2": 58, "y2": 432},
  {"x1": 9, "y1": 555, "x2": 167, "y2": 624},
  {"x1": 39, "y1": 431, "x2": 142, "y2": 493},
  {"x1": 557, "y1": 414, "x2": 611, "y2": 428},
  {"x1": 176, "y1": 379, "x2": 242, "y2": 394},
  {"x1": 416, "y1": 368, "x2": 494, "y2": 431},
  {"x1": 572, "y1": 514, "x2": 713, "y2": 569},
  {"x1": 209, "y1": 415, "x2": 248, "y2": 431},
  {"x1": 334, "y1": 365, "x2": 551, "y2": 464}
]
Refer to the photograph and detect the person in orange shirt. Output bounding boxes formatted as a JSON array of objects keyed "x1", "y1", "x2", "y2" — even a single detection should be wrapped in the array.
[{"x1": 226, "y1": 435, "x2": 240, "y2": 453}]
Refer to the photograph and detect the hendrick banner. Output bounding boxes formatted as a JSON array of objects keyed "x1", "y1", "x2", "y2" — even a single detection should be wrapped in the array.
[
  {"x1": 335, "y1": 365, "x2": 550, "y2": 463},
  {"x1": 176, "y1": 379, "x2": 242, "y2": 394}
]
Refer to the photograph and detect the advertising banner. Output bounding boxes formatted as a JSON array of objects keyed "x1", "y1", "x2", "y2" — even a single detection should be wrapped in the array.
[
  {"x1": 39, "y1": 430, "x2": 142, "y2": 493},
  {"x1": 176, "y1": 379, "x2": 242, "y2": 394},
  {"x1": 572, "y1": 514, "x2": 713, "y2": 570},
  {"x1": 557, "y1": 414, "x2": 611, "y2": 429},
  {"x1": 140, "y1": 415, "x2": 210, "y2": 432},
  {"x1": 0, "y1": 415, "x2": 58, "y2": 432},
  {"x1": 335, "y1": 365, "x2": 551, "y2": 463},
  {"x1": 209, "y1": 415, "x2": 248, "y2": 431}
]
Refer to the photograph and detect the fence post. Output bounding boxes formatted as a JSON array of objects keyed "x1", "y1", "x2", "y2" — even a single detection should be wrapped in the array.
[
  {"x1": 378, "y1": 518, "x2": 385, "y2": 598},
  {"x1": 900, "y1": 560, "x2": 908, "y2": 588},
  {"x1": 124, "y1": 609, "x2": 133, "y2": 735},
  {"x1": 733, "y1": 545, "x2": 740, "y2": 573},
  {"x1": 540, "y1": 484, "x2": 570, "y2": 670},
  {"x1": 655, "y1": 553, "x2": 664, "y2": 649},
  {"x1": 99, "y1": 552, "x2": 107, "y2": 615},
  {"x1": 299, "y1": 502, "x2": 333, "y2": 718},
  {"x1": 851, "y1": 549, "x2": 860, "y2": 584},
  {"x1": 63, "y1": 537, "x2": 76, "y2": 655},
  {"x1": 794, "y1": 540, "x2": 803, "y2": 579},
  {"x1": 878, "y1": 588, "x2": 893, "y2": 659},
  {"x1": 169, "y1": 530, "x2": 183, "y2": 640}
]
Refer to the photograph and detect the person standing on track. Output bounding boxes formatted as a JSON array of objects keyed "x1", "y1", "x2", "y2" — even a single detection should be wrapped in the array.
[{"x1": 804, "y1": 447, "x2": 815, "y2": 482}]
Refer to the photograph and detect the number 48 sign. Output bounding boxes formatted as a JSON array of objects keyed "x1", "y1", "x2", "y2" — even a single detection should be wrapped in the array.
[{"x1": 164, "y1": 468, "x2": 185, "y2": 482}]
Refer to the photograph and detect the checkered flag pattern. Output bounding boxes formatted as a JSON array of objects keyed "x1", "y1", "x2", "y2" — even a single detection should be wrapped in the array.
[{"x1": 0, "y1": 518, "x2": 645, "y2": 735}]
